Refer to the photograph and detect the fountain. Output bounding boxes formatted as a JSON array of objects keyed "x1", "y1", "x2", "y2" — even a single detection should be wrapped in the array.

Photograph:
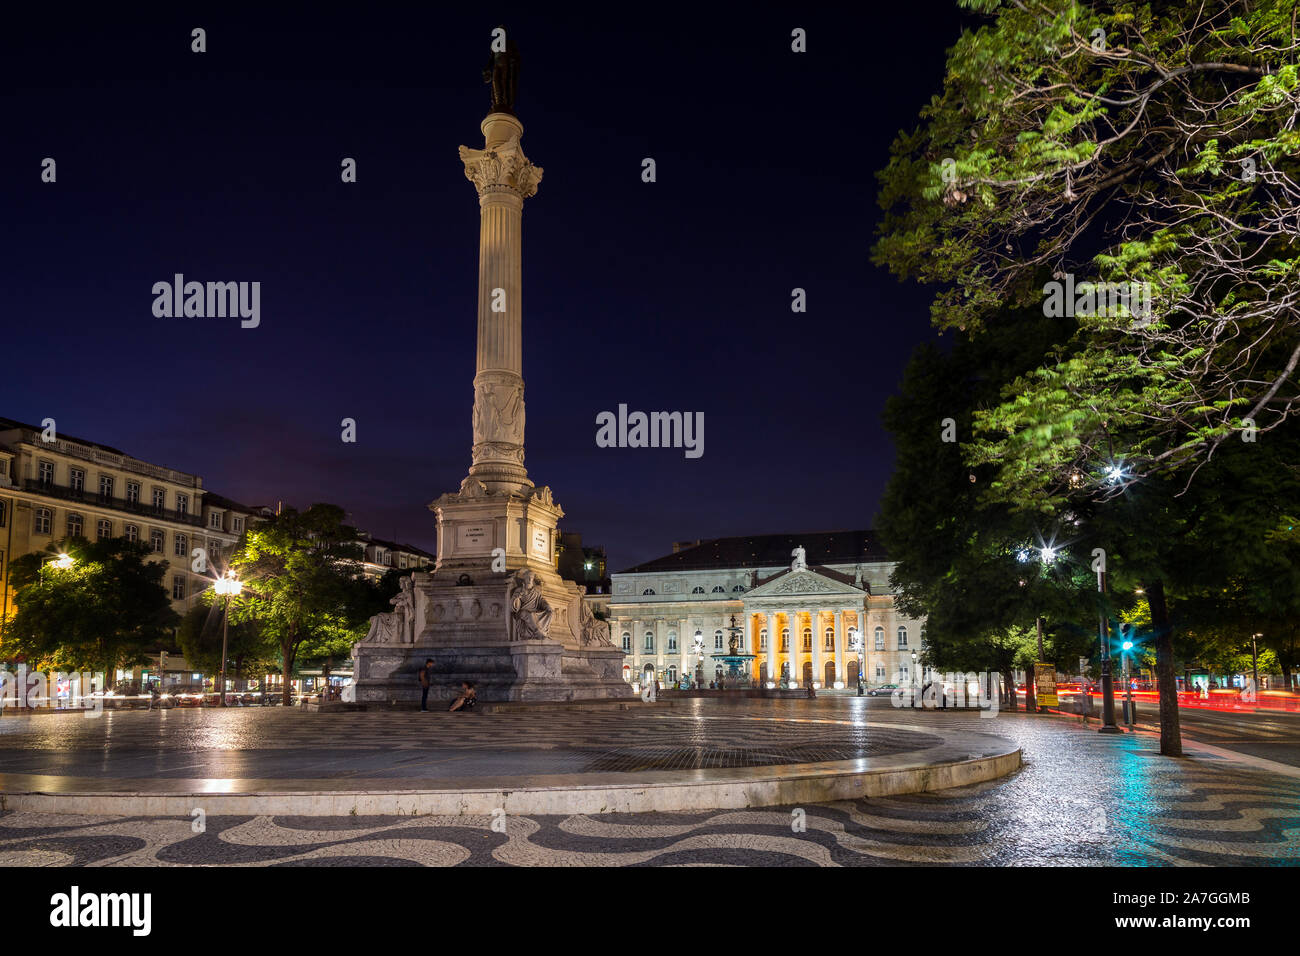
[{"x1": 710, "y1": 615, "x2": 756, "y2": 689}]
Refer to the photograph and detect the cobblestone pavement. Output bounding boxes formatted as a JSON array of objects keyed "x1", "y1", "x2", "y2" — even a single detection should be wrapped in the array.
[
  {"x1": 2, "y1": 699, "x2": 1299, "y2": 865},
  {"x1": 0, "y1": 702, "x2": 945, "y2": 778}
]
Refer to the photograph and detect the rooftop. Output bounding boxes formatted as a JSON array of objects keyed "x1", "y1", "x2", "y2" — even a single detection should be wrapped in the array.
[{"x1": 618, "y1": 530, "x2": 889, "y2": 574}]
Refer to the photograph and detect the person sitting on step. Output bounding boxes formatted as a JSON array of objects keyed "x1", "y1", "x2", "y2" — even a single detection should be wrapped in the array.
[{"x1": 449, "y1": 680, "x2": 477, "y2": 712}]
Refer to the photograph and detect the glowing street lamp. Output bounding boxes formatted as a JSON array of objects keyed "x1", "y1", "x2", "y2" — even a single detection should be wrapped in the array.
[
  {"x1": 40, "y1": 552, "x2": 75, "y2": 579},
  {"x1": 213, "y1": 572, "x2": 243, "y2": 707}
]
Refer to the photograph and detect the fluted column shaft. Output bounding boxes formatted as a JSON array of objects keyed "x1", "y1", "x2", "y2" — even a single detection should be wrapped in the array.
[{"x1": 459, "y1": 111, "x2": 543, "y2": 492}]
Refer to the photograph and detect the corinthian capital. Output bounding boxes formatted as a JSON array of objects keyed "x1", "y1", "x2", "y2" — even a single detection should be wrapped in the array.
[{"x1": 458, "y1": 134, "x2": 543, "y2": 199}]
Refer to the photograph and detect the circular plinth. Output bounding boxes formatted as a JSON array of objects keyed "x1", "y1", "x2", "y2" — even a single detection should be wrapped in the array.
[{"x1": 0, "y1": 701, "x2": 1020, "y2": 816}]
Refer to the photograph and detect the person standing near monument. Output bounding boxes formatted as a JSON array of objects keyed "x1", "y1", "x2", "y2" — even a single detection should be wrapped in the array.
[{"x1": 418, "y1": 659, "x2": 435, "y2": 712}]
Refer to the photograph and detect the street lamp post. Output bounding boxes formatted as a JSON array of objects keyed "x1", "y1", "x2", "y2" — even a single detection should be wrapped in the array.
[
  {"x1": 1121, "y1": 634, "x2": 1135, "y2": 729},
  {"x1": 850, "y1": 628, "x2": 864, "y2": 696},
  {"x1": 911, "y1": 649, "x2": 919, "y2": 706},
  {"x1": 213, "y1": 572, "x2": 242, "y2": 708},
  {"x1": 1096, "y1": 568, "x2": 1120, "y2": 733}
]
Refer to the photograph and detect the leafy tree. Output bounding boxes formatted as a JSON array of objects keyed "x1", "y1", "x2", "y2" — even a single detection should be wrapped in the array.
[
  {"x1": 875, "y1": 0, "x2": 1300, "y2": 755},
  {"x1": 875, "y1": 0, "x2": 1300, "y2": 501},
  {"x1": 878, "y1": 308, "x2": 1098, "y2": 709},
  {"x1": 5, "y1": 537, "x2": 180, "y2": 678},
  {"x1": 176, "y1": 601, "x2": 273, "y2": 688},
  {"x1": 226, "y1": 504, "x2": 374, "y2": 704}
]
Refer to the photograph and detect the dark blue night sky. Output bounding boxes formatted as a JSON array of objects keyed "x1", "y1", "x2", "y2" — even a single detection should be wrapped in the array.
[{"x1": 2, "y1": 3, "x2": 964, "y2": 569}]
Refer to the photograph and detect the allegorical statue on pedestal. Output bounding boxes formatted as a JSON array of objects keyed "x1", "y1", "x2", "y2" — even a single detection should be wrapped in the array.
[
  {"x1": 362, "y1": 576, "x2": 416, "y2": 645},
  {"x1": 577, "y1": 588, "x2": 613, "y2": 646},
  {"x1": 483, "y1": 26, "x2": 520, "y2": 114},
  {"x1": 508, "y1": 569, "x2": 552, "y2": 641}
]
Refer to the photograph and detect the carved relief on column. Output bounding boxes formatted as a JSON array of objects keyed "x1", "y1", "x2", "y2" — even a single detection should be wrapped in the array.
[{"x1": 471, "y1": 377, "x2": 526, "y2": 467}]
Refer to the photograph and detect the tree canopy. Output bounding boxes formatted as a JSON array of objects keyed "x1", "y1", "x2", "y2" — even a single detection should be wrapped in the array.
[
  {"x1": 4, "y1": 537, "x2": 180, "y2": 677},
  {"x1": 874, "y1": 0, "x2": 1300, "y2": 506}
]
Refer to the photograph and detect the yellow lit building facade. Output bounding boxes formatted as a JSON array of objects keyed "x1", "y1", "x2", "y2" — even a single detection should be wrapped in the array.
[
  {"x1": 0, "y1": 418, "x2": 257, "y2": 653},
  {"x1": 606, "y1": 531, "x2": 925, "y2": 689}
]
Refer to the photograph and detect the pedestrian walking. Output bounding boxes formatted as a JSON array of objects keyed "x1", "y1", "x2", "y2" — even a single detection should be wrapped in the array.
[{"x1": 418, "y1": 658, "x2": 435, "y2": 712}]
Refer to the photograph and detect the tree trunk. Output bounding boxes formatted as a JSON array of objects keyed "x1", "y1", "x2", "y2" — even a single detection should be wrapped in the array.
[
  {"x1": 281, "y1": 640, "x2": 293, "y2": 706},
  {"x1": 1002, "y1": 668, "x2": 1017, "y2": 712},
  {"x1": 1145, "y1": 578, "x2": 1182, "y2": 757},
  {"x1": 1025, "y1": 662, "x2": 1037, "y2": 713}
]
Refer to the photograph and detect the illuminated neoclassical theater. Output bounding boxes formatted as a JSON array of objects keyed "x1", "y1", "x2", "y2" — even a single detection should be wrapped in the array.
[{"x1": 603, "y1": 531, "x2": 925, "y2": 690}]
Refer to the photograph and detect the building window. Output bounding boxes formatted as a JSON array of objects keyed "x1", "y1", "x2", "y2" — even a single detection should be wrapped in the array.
[
  {"x1": 759, "y1": 628, "x2": 767, "y2": 650},
  {"x1": 642, "y1": 588, "x2": 655, "y2": 595},
  {"x1": 174, "y1": 533, "x2": 187, "y2": 557},
  {"x1": 34, "y1": 508, "x2": 51, "y2": 535},
  {"x1": 209, "y1": 512, "x2": 222, "y2": 529},
  {"x1": 667, "y1": 666, "x2": 677, "y2": 683},
  {"x1": 69, "y1": 468, "x2": 84, "y2": 492},
  {"x1": 383, "y1": 551, "x2": 392, "y2": 566},
  {"x1": 667, "y1": 631, "x2": 677, "y2": 652},
  {"x1": 67, "y1": 513, "x2": 83, "y2": 538},
  {"x1": 0, "y1": 501, "x2": 5, "y2": 527},
  {"x1": 876, "y1": 664, "x2": 886, "y2": 681},
  {"x1": 732, "y1": 584, "x2": 745, "y2": 592},
  {"x1": 897, "y1": 626, "x2": 908, "y2": 649},
  {"x1": 802, "y1": 628, "x2": 812, "y2": 651},
  {"x1": 97, "y1": 519, "x2": 112, "y2": 540},
  {"x1": 150, "y1": 529, "x2": 164, "y2": 553},
  {"x1": 152, "y1": 488, "x2": 165, "y2": 509},
  {"x1": 711, "y1": 585, "x2": 725, "y2": 593},
  {"x1": 714, "y1": 629, "x2": 723, "y2": 650},
  {"x1": 232, "y1": 516, "x2": 244, "y2": 533},
  {"x1": 172, "y1": 576, "x2": 185, "y2": 600},
  {"x1": 643, "y1": 632, "x2": 655, "y2": 653},
  {"x1": 781, "y1": 628, "x2": 790, "y2": 652},
  {"x1": 691, "y1": 586, "x2": 705, "y2": 594},
  {"x1": 209, "y1": 540, "x2": 221, "y2": 563},
  {"x1": 900, "y1": 664, "x2": 910, "y2": 680},
  {"x1": 399, "y1": 554, "x2": 408, "y2": 569},
  {"x1": 874, "y1": 626, "x2": 885, "y2": 651},
  {"x1": 125, "y1": 524, "x2": 138, "y2": 543},
  {"x1": 176, "y1": 494, "x2": 189, "y2": 516},
  {"x1": 126, "y1": 482, "x2": 140, "y2": 504},
  {"x1": 38, "y1": 461, "x2": 54, "y2": 486},
  {"x1": 99, "y1": 475, "x2": 114, "y2": 498},
  {"x1": 622, "y1": 633, "x2": 631, "y2": 652},
  {"x1": 824, "y1": 627, "x2": 835, "y2": 651}
]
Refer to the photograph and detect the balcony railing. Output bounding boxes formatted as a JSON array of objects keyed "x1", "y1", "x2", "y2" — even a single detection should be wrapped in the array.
[{"x1": 22, "y1": 480, "x2": 207, "y2": 528}]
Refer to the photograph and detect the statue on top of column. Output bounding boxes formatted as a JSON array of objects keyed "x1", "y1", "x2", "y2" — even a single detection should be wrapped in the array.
[{"x1": 484, "y1": 27, "x2": 521, "y2": 115}]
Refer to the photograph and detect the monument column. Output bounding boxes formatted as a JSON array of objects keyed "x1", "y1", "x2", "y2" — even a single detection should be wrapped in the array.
[{"x1": 459, "y1": 112, "x2": 543, "y2": 494}]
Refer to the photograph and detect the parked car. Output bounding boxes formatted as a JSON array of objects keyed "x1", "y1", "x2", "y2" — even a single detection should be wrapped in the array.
[{"x1": 866, "y1": 683, "x2": 899, "y2": 697}]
